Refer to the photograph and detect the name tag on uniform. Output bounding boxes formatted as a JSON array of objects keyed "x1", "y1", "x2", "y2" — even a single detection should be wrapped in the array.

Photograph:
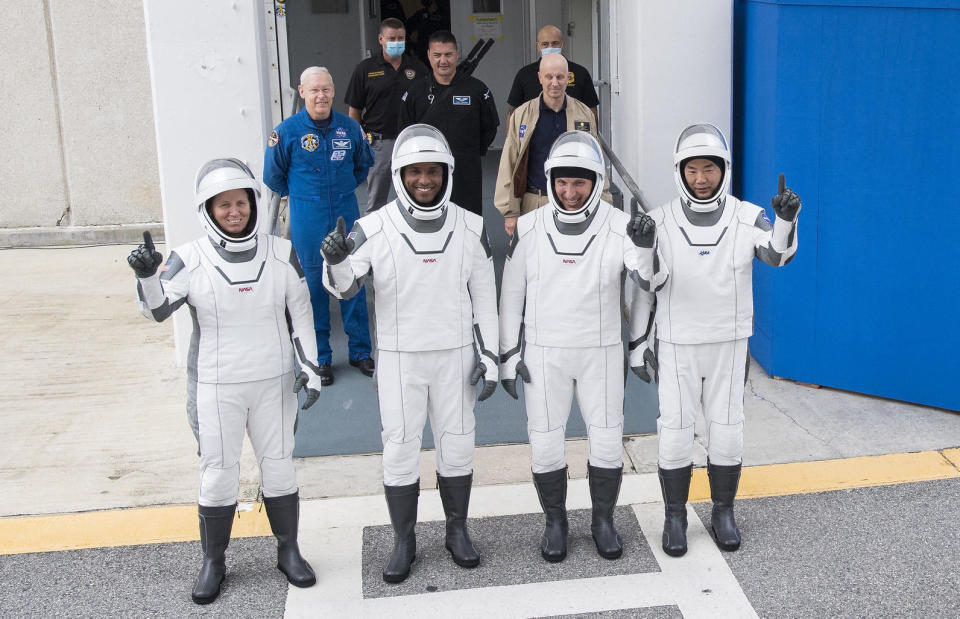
[
  {"x1": 367, "y1": 70, "x2": 385, "y2": 77},
  {"x1": 574, "y1": 121, "x2": 590, "y2": 132},
  {"x1": 331, "y1": 150, "x2": 346, "y2": 161},
  {"x1": 332, "y1": 138, "x2": 351, "y2": 150},
  {"x1": 452, "y1": 95, "x2": 471, "y2": 105}
]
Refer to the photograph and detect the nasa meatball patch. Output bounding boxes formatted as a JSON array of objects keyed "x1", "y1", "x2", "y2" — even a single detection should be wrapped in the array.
[{"x1": 268, "y1": 130, "x2": 279, "y2": 147}]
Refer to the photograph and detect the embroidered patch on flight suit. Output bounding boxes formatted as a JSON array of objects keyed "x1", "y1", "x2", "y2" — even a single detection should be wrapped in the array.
[
  {"x1": 332, "y1": 138, "x2": 352, "y2": 150},
  {"x1": 268, "y1": 130, "x2": 279, "y2": 147},
  {"x1": 300, "y1": 134, "x2": 319, "y2": 152},
  {"x1": 331, "y1": 150, "x2": 346, "y2": 161},
  {"x1": 335, "y1": 127, "x2": 347, "y2": 138},
  {"x1": 574, "y1": 121, "x2": 590, "y2": 132},
  {"x1": 405, "y1": 69, "x2": 416, "y2": 79},
  {"x1": 453, "y1": 95, "x2": 471, "y2": 105},
  {"x1": 367, "y1": 70, "x2": 385, "y2": 77}
]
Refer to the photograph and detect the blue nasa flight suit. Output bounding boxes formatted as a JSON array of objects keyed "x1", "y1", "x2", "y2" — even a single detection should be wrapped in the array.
[{"x1": 264, "y1": 109, "x2": 374, "y2": 364}]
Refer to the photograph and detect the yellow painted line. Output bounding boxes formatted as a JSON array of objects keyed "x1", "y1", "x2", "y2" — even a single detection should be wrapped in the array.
[
  {"x1": 0, "y1": 504, "x2": 273, "y2": 556},
  {"x1": 941, "y1": 448, "x2": 960, "y2": 471},
  {"x1": 3, "y1": 450, "x2": 960, "y2": 556},
  {"x1": 689, "y1": 450, "x2": 960, "y2": 502}
]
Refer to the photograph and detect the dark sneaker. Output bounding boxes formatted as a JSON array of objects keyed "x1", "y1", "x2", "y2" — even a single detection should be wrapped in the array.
[
  {"x1": 349, "y1": 357, "x2": 375, "y2": 377},
  {"x1": 317, "y1": 364, "x2": 334, "y2": 386}
]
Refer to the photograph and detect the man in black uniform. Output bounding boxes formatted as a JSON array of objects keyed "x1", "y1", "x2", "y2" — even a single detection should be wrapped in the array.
[
  {"x1": 398, "y1": 30, "x2": 499, "y2": 216},
  {"x1": 507, "y1": 25, "x2": 599, "y2": 124},
  {"x1": 346, "y1": 18, "x2": 428, "y2": 212}
]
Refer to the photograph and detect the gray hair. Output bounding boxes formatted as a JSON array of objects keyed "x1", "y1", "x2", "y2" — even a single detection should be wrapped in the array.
[{"x1": 300, "y1": 66, "x2": 333, "y2": 86}]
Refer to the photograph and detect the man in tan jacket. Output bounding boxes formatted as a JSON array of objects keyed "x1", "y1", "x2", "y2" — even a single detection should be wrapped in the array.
[{"x1": 495, "y1": 53, "x2": 609, "y2": 236}]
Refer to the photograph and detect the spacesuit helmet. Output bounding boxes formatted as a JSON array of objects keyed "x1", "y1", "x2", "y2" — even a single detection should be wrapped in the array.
[
  {"x1": 391, "y1": 124, "x2": 455, "y2": 220},
  {"x1": 195, "y1": 157, "x2": 260, "y2": 252},
  {"x1": 544, "y1": 130, "x2": 606, "y2": 222},
  {"x1": 673, "y1": 123, "x2": 731, "y2": 209}
]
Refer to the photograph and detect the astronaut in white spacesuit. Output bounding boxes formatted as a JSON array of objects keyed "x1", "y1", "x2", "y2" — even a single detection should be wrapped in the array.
[
  {"x1": 321, "y1": 124, "x2": 499, "y2": 583},
  {"x1": 127, "y1": 158, "x2": 324, "y2": 604},
  {"x1": 498, "y1": 131, "x2": 654, "y2": 563},
  {"x1": 629, "y1": 123, "x2": 801, "y2": 557}
]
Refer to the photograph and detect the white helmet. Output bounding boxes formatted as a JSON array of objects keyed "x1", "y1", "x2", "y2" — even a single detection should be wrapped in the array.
[
  {"x1": 195, "y1": 157, "x2": 260, "y2": 252},
  {"x1": 544, "y1": 131, "x2": 606, "y2": 222},
  {"x1": 391, "y1": 124, "x2": 455, "y2": 220},
  {"x1": 673, "y1": 123, "x2": 731, "y2": 209}
]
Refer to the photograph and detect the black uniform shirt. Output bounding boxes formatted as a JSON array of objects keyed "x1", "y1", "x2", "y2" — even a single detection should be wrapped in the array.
[
  {"x1": 344, "y1": 52, "x2": 428, "y2": 139},
  {"x1": 527, "y1": 96, "x2": 568, "y2": 191},
  {"x1": 398, "y1": 71, "x2": 499, "y2": 156},
  {"x1": 507, "y1": 57, "x2": 599, "y2": 109}
]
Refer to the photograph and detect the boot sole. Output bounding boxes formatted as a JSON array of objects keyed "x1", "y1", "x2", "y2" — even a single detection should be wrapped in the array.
[
  {"x1": 662, "y1": 545, "x2": 687, "y2": 557},
  {"x1": 541, "y1": 550, "x2": 566, "y2": 563},
  {"x1": 278, "y1": 564, "x2": 317, "y2": 588},
  {"x1": 191, "y1": 575, "x2": 224, "y2": 605},
  {"x1": 710, "y1": 525, "x2": 741, "y2": 552},
  {"x1": 445, "y1": 543, "x2": 480, "y2": 568},
  {"x1": 382, "y1": 555, "x2": 415, "y2": 583}
]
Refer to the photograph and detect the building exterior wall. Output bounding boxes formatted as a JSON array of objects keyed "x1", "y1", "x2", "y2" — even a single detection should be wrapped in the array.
[{"x1": 0, "y1": 0, "x2": 161, "y2": 230}]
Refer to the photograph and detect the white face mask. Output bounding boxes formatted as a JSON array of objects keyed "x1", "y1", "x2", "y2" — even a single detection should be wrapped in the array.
[{"x1": 540, "y1": 47, "x2": 562, "y2": 58}]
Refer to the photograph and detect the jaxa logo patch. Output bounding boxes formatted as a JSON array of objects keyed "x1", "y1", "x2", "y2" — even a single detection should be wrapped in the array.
[
  {"x1": 452, "y1": 95, "x2": 471, "y2": 105},
  {"x1": 332, "y1": 138, "x2": 351, "y2": 150},
  {"x1": 404, "y1": 69, "x2": 416, "y2": 79},
  {"x1": 331, "y1": 150, "x2": 346, "y2": 161},
  {"x1": 335, "y1": 127, "x2": 347, "y2": 138},
  {"x1": 574, "y1": 121, "x2": 590, "y2": 132},
  {"x1": 519, "y1": 124, "x2": 527, "y2": 138},
  {"x1": 300, "y1": 133, "x2": 319, "y2": 152},
  {"x1": 268, "y1": 130, "x2": 279, "y2": 147}
]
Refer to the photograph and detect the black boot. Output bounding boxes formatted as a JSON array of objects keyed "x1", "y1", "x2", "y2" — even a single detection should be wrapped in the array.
[
  {"x1": 658, "y1": 465, "x2": 692, "y2": 557},
  {"x1": 263, "y1": 491, "x2": 316, "y2": 587},
  {"x1": 708, "y1": 461, "x2": 742, "y2": 551},
  {"x1": 588, "y1": 465, "x2": 624, "y2": 560},
  {"x1": 192, "y1": 504, "x2": 236, "y2": 605},
  {"x1": 437, "y1": 473, "x2": 481, "y2": 568},
  {"x1": 383, "y1": 480, "x2": 419, "y2": 583},
  {"x1": 532, "y1": 467, "x2": 569, "y2": 562}
]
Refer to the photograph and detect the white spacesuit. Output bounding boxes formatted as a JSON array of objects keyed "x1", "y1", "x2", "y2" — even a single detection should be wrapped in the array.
[
  {"x1": 498, "y1": 131, "x2": 651, "y2": 563},
  {"x1": 128, "y1": 158, "x2": 323, "y2": 604},
  {"x1": 321, "y1": 124, "x2": 498, "y2": 583},
  {"x1": 631, "y1": 123, "x2": 801, "y2": 558}
]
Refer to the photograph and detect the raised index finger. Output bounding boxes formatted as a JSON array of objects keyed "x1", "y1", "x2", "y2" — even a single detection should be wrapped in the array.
[
  {"x1": 143, "y1": 230, "x2": 155, "y2": 251},
  {"x1": 778, "y1": 173, "x2": 786, "y2": 195}
]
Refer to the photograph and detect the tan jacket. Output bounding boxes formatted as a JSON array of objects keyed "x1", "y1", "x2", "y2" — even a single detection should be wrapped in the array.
[{"x1": 494, "y1": 95, "x2": 609, "y2": 218}]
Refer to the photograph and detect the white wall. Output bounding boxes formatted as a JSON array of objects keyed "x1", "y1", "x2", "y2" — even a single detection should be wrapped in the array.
[
  {"x1": 143, "y1": 0, "x2": 274, "y2": 362},
  {"x1": 607, "y1": 0, "x2": 732, "y2": 209},
  {"x1": 0, "y1": 1, "x2": 160, "y2": 229}
]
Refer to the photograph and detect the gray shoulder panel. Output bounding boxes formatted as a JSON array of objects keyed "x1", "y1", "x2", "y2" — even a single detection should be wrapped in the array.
[
  {"x1": 288, "y1": 244, "x2": 305, "y2": 278},
  {"x1": 348, "y1": 222, "x2": 368, "y2": 253},
  {"x1": 160, "y1": 251, "x2": 186, "y2": 281},
  {"x1": 753, "y1": 210, "x2": 774, "y2": 232}
]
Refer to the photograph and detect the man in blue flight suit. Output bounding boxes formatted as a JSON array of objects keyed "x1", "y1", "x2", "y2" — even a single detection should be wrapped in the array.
[{"x1": 264, "y1": 66, "x2": 375, "y2": 385}]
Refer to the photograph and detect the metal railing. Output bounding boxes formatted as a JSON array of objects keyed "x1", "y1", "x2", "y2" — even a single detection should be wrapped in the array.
[{"x1": 596, "y1": 133, "x2": 651, "y2": 216}]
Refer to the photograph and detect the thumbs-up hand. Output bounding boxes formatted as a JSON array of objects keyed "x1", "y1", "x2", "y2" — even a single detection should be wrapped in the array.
[
  {"x1": 321, "y1": 216, "x2": 355, "y2": 265},
  {"x1": 771, "y1": 173, "x2": 801, "y2": 222},
  {"x1": 127, "y1": 230, "x2": 164, "y2": 278}
]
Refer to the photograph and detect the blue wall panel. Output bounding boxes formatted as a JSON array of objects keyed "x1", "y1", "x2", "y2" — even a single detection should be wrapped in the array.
[{"x1": 737, "y1": 0, "x2": 960, "y2": 410}]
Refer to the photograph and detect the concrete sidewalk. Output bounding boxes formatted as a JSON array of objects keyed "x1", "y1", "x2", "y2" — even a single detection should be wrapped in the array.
[{"x1": 1, "y1": 244, "x2": 958, "y2": 520}]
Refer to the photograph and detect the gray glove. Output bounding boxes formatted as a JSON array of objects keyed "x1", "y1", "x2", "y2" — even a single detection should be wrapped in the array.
[
  {"x1": 470, "y1": 361, "x2": 497, "y2": 402},
  {"x1": 771, "y1": 173, "x2": 801, "y2": 222},
  {"x1": 627, "y1": 212, "x2": 656, "y2": 248},
  {"x1": 321, "y1": 216, "x2": 354, "y2": 265},
  {"x1": 630, "y1": 348, "x2": 659, "y2": 384},
  {"x1": 293, "y1": 369, "x2": 322, "y2": 410},
  {"x1": 501, "y1": 360, "x2": 531, "y2": 400},
  {"x1": 127, "y1": 231, "x2": 163, "y2": 278}
]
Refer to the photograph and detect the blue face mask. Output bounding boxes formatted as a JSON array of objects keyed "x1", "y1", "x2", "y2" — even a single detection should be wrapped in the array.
[
  {"x1": 385, "y1": 41, "x2": 405, "y2": 58},
  {"x1": 540, "y1": 47, "x2": 562, "y2": 57}
]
